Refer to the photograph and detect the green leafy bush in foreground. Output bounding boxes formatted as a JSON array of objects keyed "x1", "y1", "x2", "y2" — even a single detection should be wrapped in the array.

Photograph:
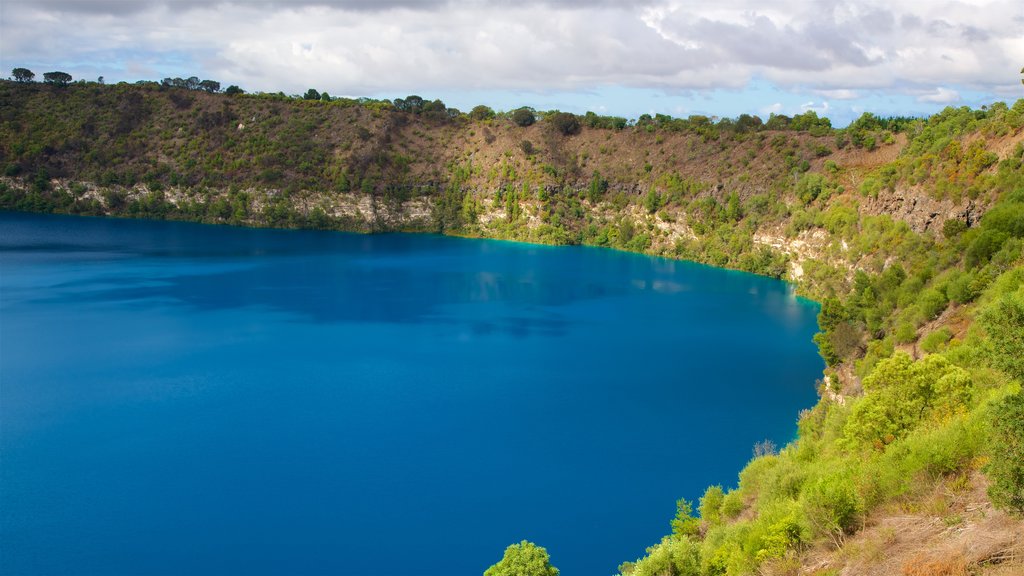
[{"x1": 485, "y1": 541, "x2": 559, "y2": 576}]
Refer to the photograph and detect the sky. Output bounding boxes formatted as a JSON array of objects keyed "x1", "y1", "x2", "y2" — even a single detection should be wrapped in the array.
[{"x1": 2, "y1": 0, "x2": 1023, "y2": 126}]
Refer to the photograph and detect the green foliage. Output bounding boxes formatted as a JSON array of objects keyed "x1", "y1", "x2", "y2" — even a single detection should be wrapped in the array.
[
  {"x1": 986, "y1": 391, "x2": 1024, "y2": 515},
  {"x1": 698, "y1": 486, "x2": 725, "y2": 526},
  {"x1": 643, "y1": 190, "x2": 662, "y2": 214},
  {"x1": 511, "y1": 107, "x2": 536, "y2": 127},
  {"x1": 12, "y1": 67, "x2": 34, "y2": 82},
  {"x1": 620, "y1": 536, "x2": 700, "y2": 576},
  {"x1": 43, "y1": 71, "x2": 72, "y2": 86},
  {"x1": 484, "y1": 541, "x2": 559, "y2": 576},
  {"x1": 977, "y1": 283, "x2": 1024, "y2": 381},
  {"x1": 548, "y1": 112, "x2": 580, "y2": 136},
  {"x1": 920, "y1": 328, "x2": 952, "y2": 353},
  {"x1": 672, "y1": 499, "x2": 701, "y2": 537},
  {"x1": 800, "y1": 472, "x2": 862, "y2": 544},
  {"x1": 843, "y1": 353, "x2": 973, "y2": 449},
  {"x1": 470, "y1": 105, "x2": 496, "y2": 121},
  {"x1": 587, "y1": 171, "x2": 608, "y2": 203}
]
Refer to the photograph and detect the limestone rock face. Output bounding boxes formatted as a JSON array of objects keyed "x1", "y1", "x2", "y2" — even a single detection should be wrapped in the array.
[{"x1": 862, "y1": 186, "x2": 983, "y2": 234}]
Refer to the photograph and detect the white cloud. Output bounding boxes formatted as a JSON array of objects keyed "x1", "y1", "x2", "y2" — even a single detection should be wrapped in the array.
[
  {"x1": 1, "y1": 0, "x2": 1020, "y2": 105},
  {"x1": 800, "y1": 100, "x2": 831, "y2": 114},
  {"x1": 916, "y1": 87, "x2": 962, "y2": 104},
  {"x1": 814, "y1": 88, "x2": 860, "y2": 100}
]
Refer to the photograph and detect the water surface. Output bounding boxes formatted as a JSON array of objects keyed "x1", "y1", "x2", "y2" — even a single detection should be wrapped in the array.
[{"x1": 0, "y1": 212, "x2": 822, "y2": 575}]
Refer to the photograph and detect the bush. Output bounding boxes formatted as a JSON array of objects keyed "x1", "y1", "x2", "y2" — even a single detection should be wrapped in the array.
[
  {"x1": 511, "y1": 107, "x2": 536, "y2": 127},
  {"x1": 920, "y1": 328, "x2": 952, "y2": 353},
  {"x1": 469, "y1": 104, "x2": 496, "y2": 121},
  {"x1": 977, "y1": 287, "x2": 1024, "y2": 381},
  {"x1": 619, "y1": 536, "x2": 700, "y2": 576},
  {"x1": 986, "y1": 391, "x2": 1024, "y2": 515},
  {"x1": 549, "y1": 112, "x2": 580, "y2": 136},
  {"x1": 485, "y1": 541, "x2": 559, "y2": 576},
  {"x1": 801, "y1": 473, "x2": 862, "y2": 545},
  {"x1": 698, "y1": 485, "x2": 725, "y2": 526},
  {"x1": 843, "y1": 353, "x2": 973, "y2": 449}
]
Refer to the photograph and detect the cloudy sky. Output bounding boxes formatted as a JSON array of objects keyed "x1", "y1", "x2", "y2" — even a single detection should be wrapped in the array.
[{"x1": 2, "y1": 0, "x2": 1022, "y2": 125}]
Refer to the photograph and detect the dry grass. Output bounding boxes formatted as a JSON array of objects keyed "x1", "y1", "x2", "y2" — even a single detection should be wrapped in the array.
[{"x1": 799, "y1": 472, "x2": 1023, "y2": 576}]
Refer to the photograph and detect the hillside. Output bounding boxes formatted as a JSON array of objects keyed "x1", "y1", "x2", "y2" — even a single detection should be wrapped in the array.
[{"x1": 2, "y1": 80, "x2": 1024, "y2": 575}]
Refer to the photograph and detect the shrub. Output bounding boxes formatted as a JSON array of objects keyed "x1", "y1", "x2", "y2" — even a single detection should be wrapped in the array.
[
  {"x1": 986, "y1": 391, "x2": 1024, "y2": 515},
  {"x1": 549, "y1": 112, "x2": 580, "y2": 136},
  {"x1": 977, "y1": 287, "x2": 1024, "y2": 381},
  {"x1": 511, "y1": 107, "x2": 536, "y2": 127},
  {"x1": 469, "y1": 104, "x2": 496, "y2": 121},
  {"x1": 485, "y1": 541, "x2": 559, "y2": 576},
  {"x1": 920, "y1": 328, "x2": 952, "y2": 353},
  {"x1": 620, "y1": 536, "x2": 700, "y2": 576},
  {"x1": 698, "y1": 485, "x2": 725, "y2": 526},
  {"x1": 801, "y1": 473, "x2": 862, "y2": 545}
]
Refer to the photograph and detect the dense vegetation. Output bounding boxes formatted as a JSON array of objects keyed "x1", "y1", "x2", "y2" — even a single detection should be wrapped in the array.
[{"x1": 2, "y1": 75, "x2": 1023, "y2": 574}]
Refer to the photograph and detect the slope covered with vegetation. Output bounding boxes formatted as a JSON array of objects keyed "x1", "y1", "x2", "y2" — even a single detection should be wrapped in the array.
[{"x1": 2, "y1": 78, "x2": 1023, "y2": 574}]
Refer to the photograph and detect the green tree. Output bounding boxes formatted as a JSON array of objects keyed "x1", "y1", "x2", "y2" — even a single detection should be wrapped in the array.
[
  {"x1": 198, "y1": 79, "x2": 220, "y2": 93},
  {"x1": 587, "y1": 171, "x2": 608, "y2": 203},
  {"x1": 643, "y1": 190, "x2": 662, "y2": 214},
  {"x1": 512, "y1": 107, "x2": 536, "y2": 127},
  {"x1": 484, "y1": 541, "x2": 559, "y2": 576},
  {"x1": 698, "y1": 485, "x2": 725, "y2": 526},
  {"x1": 470, "y1": 104, "x2": 496, "y2": 121},
  {"x1": 978, "y1": 287, "x2": 1024, "y2": 381},
  {"x1": 12, "y1": 67, "x2": 34, "y2": 82},
  {"x1": 671, "y1": 498, "x2": 701, "y2": 537},
  {"x1": 986, "y1": 391, "x2": 1024, "y2": 515},
  {"x1": 42, "y1": 71, "x2": 72, "y2": 87},
  {"x1": 224, "y1": 85, "x2": 245, "y2": 95},
  {"x1": 549, "y1": 112, "x2": 580, "y2": 136},
  {"x1": 303, "y1": 88, "x2": 321, "y2": 101}
]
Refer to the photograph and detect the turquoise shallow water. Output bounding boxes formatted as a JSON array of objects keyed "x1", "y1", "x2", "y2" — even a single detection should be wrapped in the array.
[{"x1": 0, "y1": 211, "x2": 822, "y2": 575}]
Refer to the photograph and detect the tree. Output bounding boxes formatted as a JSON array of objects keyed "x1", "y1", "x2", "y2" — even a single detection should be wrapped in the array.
[
  {"x1": 303, "y1": 88, "x2": 321, "y2": 101},
  {"x1": 394, "y1": 94, "x2": 424, "y2": 113},
  {"x1": 43, "y1": 71, "x2": 72, "y2": 87},
  {"x1": 670, "y1": 498, "x2": 700, "y2": 537},
  {"x1": 549, "y1": 112, "x2": 580, "y2": 135},
  {"x1": 698, "y1": 485, "x2": 725, "y2": 526},
  {"x1": 198, "y1": 79, "x2": 221, "y2": 93},
  {"x1": 978, "y1": 287, "x2": 1024, "y2": 381},
  {"x1": 484, "y1": 541, "x2": 559, "y2": 576},
  {"x1": 512, "y1": 107, "x2": 536, "y2": 127},
  {"x1": 469, "y1": 104, "x2": 496, "y2": 121},
  {"x1": 12, "y1": 67, "x2": 34, "y2": 82},
  {"x1": 224, "y1": 85, "x2": 244, "y2": 95},
  {"x1": 422, "y1": 98, "x2": 449, "y2": 121},
  {"x1": 986, "y1": 391, "x2": 1024, "y2": 515}
]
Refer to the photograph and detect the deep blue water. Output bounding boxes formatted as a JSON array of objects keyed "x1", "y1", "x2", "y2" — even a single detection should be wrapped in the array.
[{"x1": 0, "y1": 211, "x2": 822, "y2": 576}]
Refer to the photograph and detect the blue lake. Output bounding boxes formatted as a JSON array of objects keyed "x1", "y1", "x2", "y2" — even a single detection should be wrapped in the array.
[{"x1": 0, "y1": 211, "x2": 822, "y2": 575}]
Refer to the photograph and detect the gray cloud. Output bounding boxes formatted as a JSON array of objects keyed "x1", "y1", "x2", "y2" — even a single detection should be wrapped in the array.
[
  {"x1": 22, "y1": 0, "x2": 660, "y2": 15},
  {"x1": 1, "y1": 0, "x2": 1021, "y2": 108}
]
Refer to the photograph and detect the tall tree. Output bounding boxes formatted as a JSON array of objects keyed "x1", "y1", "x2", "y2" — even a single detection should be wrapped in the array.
[
  {"x1": 12, "y1": 67, "x2": 34, "y2": 82},
  {"x1": 42, "y1": 71, "x2": 72, "y2": 87},
  {"x1": 198, "y1": 79, "x2": 221, "y2": 93}
]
